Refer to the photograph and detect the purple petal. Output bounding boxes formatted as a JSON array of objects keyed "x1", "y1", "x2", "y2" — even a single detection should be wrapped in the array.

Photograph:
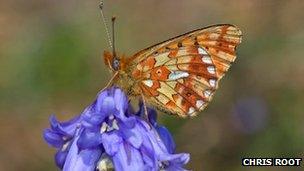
[
  {"x1": 112, "y1": 88, "x2": 133, "y2": 122},
  {"x1": 112, "y1": 142, "x2": 146, "y2": 171},
  {"x1": 140, "y1": 122, "x2": 168, "y2": 156},
  {"x1": 50, "y1": 115, "x2": 81, "y2": 136},
  {"x1": 55, "y1": 150, "x2": 68, "y2": 169},
  {"x1": 120, "y1": 123, "x2": 143, "y2": 149},
  {"x1": 118, "y1": 115, "x2": 137, "y2": 128},
  {"x1": 63, "y1": 133, "x2": 102, "y2": 171},
  {"x1": 77, "y1": 129, "x2": 103, "y2": 150},
  {"x1": 140, "y1": 146, "x2": 158, "y2": 169},
  {"x1": 148, "y1": 108, "x2": 158, "y2": 126},
  {"x1": 156, "y1": 125, "x2": 176, "y2": 154},
  {"x1": 81, "y1": 105, "x2": 106, "y2": 128},
  {"x1": 171, "y1": 153, "x2": 190, "y2": 165},
  {"x1": 101, "y1": 131, "x2": 122, "y2": 156},
  {"x1": 100, "y1": 97, "x2": 116, "y2": 115},
  {"x1": 95, "y1": 89, "x2": 116, "y2": 117},
  {"x1": 43, "y1": 129, "x2": 64, "y2": 148},
  {"x1": 94, "y1": 90, "x2": 110, "y2": 113},
  {"x1": 160, "y1": 153, "x2": 190, "y2": 166},
  {"x1": 114, "y1": 88, "x2": 128, "y2": 112}
]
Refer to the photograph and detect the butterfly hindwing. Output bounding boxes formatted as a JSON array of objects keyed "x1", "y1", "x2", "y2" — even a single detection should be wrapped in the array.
[{"x1": 129, "y1": 24, "x2": 242, "y2": 117}]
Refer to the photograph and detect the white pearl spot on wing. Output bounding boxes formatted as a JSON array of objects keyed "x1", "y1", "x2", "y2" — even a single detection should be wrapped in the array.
[
  {"x1": 207, "y1": 66, "x2": 216, "y2": 74},
  {"x1": 209, "y1": 79, "x2": 216, "y2": 87},
  {"x1": 202, "y1": 56, "x2": 213, "y2": 64},
  {"x1": 204, "y1": 90, "x2": 212, "y2": 98},
  {"x1": 198, "y1": 47, "x2": 208, "y2": 55},
  {"x1": 168, "y1": 71, "x2": 189, "y2": 80},
  {"x1": 142, "y1": 80, "x2": 153, "y2": 87},
  {"x1": 196, "y1": 100, "x2": 204, "y2": 108},
  {"x1": 188, "y1": 107, "x2": 195, "y2": 115}
]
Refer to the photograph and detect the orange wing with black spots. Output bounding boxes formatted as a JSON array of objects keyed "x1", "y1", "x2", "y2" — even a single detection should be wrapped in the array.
[{"x1": 128, "y1": 24, "x2": 242, "y2": 117}]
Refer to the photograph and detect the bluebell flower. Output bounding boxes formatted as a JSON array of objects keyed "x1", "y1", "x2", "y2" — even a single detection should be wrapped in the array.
[{"x1": 44, "y1": 87, "x2": 190, "y2": 171}]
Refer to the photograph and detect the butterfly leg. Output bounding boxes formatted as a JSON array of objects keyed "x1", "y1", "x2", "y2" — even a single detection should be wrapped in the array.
[
  {"x1": 140, "y1": 93, "x2": 163, "y2": 141},
  {"x1": 100, "y1": 72, "x2": 118, "y2": 92},
  {"x1": 141, "y1": 93, "x2": 149, "y2": 120},
  {"x1": 141, "y1": 93, "x2": 163, "y2": 141},
  {"x1": 141, "y1": 93, "x2": 154, "y2": 129}
]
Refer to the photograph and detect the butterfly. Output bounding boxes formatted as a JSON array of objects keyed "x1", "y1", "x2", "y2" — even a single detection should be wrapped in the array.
[{"x1": 103, "y1": 23, "x2": 242, "y2": 117}]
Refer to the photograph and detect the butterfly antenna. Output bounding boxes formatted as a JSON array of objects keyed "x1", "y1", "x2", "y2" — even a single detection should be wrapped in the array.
[
  {"x1": 111, "y1": 16, "x2": 117, "y2": 57},
  {"x1": 99, "y1": 0, "x2": 113, "y2": 50}
]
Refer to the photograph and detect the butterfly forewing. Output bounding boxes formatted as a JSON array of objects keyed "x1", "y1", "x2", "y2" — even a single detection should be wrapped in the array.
[{"x1": 129, "y1": 24, "x2": 242, "y2": 117}]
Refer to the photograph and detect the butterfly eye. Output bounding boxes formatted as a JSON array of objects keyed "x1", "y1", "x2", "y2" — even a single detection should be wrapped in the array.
[{"x1": 112, "y1": 58, "x2": 120, "y2": 71}]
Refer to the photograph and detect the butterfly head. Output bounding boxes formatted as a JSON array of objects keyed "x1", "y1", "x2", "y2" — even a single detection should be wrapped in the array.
[
  {"x1": 104, "y1": 51, "x2": 127, "y2": 72},
  {"x1": 112, "y1": 57, "x2": 120, "y2": 71}
]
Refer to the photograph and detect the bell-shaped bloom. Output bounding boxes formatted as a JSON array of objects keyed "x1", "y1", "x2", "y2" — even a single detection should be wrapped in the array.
[{"x1": 44, "y1": 87, "x2": 190, "y2": 171}]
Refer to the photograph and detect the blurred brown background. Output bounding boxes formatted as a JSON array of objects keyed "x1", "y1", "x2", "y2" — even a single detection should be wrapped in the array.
[{"x1": 0, "y1": 0, "x2": 303, "y2": 170}]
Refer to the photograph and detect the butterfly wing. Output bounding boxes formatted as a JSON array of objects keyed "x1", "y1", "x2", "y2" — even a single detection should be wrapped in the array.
[{"x1": 129, "y1": 24, "x2": 242, "y2": 117}]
